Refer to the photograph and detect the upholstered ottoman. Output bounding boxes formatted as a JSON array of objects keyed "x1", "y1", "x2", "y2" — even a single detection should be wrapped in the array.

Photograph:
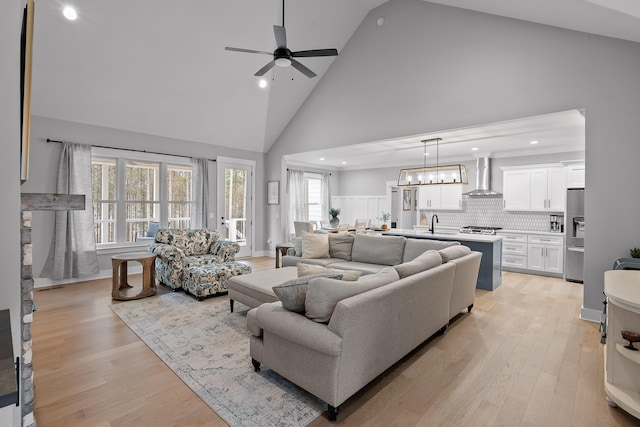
[
  {"x1": 227, "y1": 267, "x2": 297, "y2": 312},
  {"x1": 183, "y1": 261, "x2": 252, "y2": 300}
]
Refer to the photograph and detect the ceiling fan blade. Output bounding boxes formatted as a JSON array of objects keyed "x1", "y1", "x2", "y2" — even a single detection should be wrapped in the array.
[
  {"x1": 225, "y1": 47, "x2": 273, "y2": 56},
  {"x1": 273, "y1": 25, "x2": 287, "y2": 49},
  {"x1": 291, "y1": 49, "x2": 338, "y2": 58},
  {"x1": 255, "y1": 60, "x2": 276, "y2": 76},
  {"x1": 290, "y1": 58, "x2": 317, "y2": 78}
]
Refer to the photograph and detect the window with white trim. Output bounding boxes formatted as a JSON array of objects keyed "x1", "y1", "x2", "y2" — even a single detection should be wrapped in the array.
[
  {"x1": 305, "y1": 172, "x2": 323, "y2": 223},
  {"x1": 91, "y1": 152, "x2": 193, "y2": 246}
]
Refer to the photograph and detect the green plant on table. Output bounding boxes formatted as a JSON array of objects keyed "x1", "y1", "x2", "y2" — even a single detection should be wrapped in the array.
[
  {"x1": 630, "y1": 248, "x2": 640, "y2": 258},
  {"x1": 329, "y1": 208, "x2": 341, "y2": 219}
]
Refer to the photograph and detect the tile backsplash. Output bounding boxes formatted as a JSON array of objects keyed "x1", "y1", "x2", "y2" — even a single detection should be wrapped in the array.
[{"x1": 419, "y1": 196, "x2": 563, "y2": 232}]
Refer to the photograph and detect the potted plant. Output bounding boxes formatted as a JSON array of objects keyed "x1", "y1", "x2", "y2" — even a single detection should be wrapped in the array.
[
  {"x1": 329, "y1": 208, "x2": 341, "y2": 228},
  {"x1": 631, "y1": 248, "x2": 640, "y2": 258},
  {"x1": 379, "y1": 212, "x2": 391, "y2": 230}
]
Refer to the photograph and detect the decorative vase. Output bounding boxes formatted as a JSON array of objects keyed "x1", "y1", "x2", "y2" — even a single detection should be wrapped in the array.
[
  {"x1": 381, "y1": 224, "x2": 388, "y2": 230},
  {"x1": 330, "y1": 217, "x2": 339, "y2": 228}
]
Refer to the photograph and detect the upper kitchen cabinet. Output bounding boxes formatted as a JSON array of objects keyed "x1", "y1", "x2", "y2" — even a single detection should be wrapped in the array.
[
  {"x1": 565, "y1": 162, "x2": 585, "y2": 188},
  {"x1": 502, "y1": 165, "x2": 566, "y2": 212},
  {"x1": 418, "y1": 185, "x2": 462, "y2": 210}
]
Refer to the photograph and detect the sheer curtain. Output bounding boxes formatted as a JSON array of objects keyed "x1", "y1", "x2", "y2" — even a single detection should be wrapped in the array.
[
  {"x1": 192, "y1": 158, "x2": 209, "y2": 229},
  {"x1": 41, "y1": 142, "x2": 100, "y2": 280},
  {"x1": 321, "y1": 173, "x2": 331, "y2": 221},
  {"x1": 287, "y1": 169, "x2": 305, "y2": 239}
]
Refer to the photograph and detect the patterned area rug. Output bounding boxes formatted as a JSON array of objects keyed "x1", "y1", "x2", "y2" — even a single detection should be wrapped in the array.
[{"x1": 110, "y1": 292, "x2": 324, "y2": 427}]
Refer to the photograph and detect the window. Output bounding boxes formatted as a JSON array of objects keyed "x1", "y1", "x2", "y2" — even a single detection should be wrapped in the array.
[
  {"x1": 306, "y1": 173, "x2": 323, "y2": 222},
  {"x1": 91, "y1": 151, "x2": 193, "y2": 247}
]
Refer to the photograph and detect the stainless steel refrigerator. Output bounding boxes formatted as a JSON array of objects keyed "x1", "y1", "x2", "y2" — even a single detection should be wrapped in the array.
[{"x1": 565, "y1": 188, "x2": 584, "y2": 283}]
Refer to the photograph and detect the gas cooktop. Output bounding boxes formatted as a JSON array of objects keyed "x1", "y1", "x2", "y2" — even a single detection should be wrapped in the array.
[{"x1": 459, "y1": 226, "x2": 502, "y2": 235}]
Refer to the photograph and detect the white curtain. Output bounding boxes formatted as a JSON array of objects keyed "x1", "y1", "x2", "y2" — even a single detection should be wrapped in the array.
[
  {"x1": 192, "y1": 158, "x2": 209, "y2": 229},
  {"x1": 287, "y1": 169, "x2": 305, "y2": 239},
  {"x1": 321, "y1": 173, "x2": 331, "y2": 221},
  {"x1": 41, "y1": 142, "x2": 100, "y2": 280}
]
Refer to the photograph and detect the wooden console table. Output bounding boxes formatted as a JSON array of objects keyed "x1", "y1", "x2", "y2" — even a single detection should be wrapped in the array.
[
  {"x1": 275, "y1": 243, "x2": 294, "y2": 268},
  {"x1": 111, "y1": 252, "x2": 157, "y2": 300}
]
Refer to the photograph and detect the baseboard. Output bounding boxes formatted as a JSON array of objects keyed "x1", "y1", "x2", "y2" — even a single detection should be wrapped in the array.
[
  {"x1": 34, "y1": 265, "x2": 143, "y2": 289},
  {"x1": 249, "y1": 250, "x2": 271, "y2": 258},
  {"x1": 580, "y1": 306, "x2": 603, "y2": 324}
]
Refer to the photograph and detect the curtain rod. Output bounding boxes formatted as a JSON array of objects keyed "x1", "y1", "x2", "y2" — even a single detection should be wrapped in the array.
[
  {"x1": 287, "y1": 168, "x2": 331, "y2": 175},
  {"x1": 46, "y1": 138, "x2": 216, "y2": 162}
]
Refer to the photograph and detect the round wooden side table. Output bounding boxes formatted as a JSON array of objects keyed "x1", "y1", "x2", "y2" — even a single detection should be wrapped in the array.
[{"x1": 111, "y1": 252, "x2": 157, "y2": 300}]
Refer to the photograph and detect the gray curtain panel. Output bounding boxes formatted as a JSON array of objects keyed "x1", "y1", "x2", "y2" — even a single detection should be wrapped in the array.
[
  {"x1": 193, "y1": 158, "x2": 209, "y2": 229},
  {"x1": 287, "y1": 169, "x2": 305, "y2": 239},
  {"x1": 41, "y1": 142, "x2": 100, "y2": 280}
]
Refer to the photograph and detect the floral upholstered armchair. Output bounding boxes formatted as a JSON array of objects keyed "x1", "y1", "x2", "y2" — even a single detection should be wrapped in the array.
[{"x1": 148, "y1": 228, "x2": 244, "y2": 290}]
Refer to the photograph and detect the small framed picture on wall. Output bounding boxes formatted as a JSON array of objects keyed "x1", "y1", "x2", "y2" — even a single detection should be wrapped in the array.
[
  {"x1": 413, "y1": 189, "x2": 418, "y2": 210},
  {"x1": 267, "y1": 181, "x2": 279, "y2": 205},
  {"x1": 402, "y1": 189, "x2": 412, "y2": 211}
]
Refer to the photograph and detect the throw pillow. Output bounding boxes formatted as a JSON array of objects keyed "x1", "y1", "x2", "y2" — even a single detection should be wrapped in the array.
[
  {"x1": 272, "y1": 273, "x2": 343, "y2": 313},
  {"x1": 301, "y1": 232, "x2": 330, "y2": 259},
  {"x1": 402, "y1": 239, "x2": 459, "y2": 263},
  {"x1": 297, "y1": 262, "x2": 363, "y2": 281},
  {"x1": 440, "y1": 245, "x2": 471, "y2": 263},
  {"x1": 394, "y1": 250, "x2": 443, "y2": 279},
  {"x1": 304, "y1": 266, "x2": 400, "y2": 323},
  {"x1": 351, "y1": 234, "x2": 406, "y2": 266},
  {"x1": 293, "y1": 237, "x2": 302, "y2": 257},
  {"x1": 328, "y1": 233, "x2": 354, "y2": 261}
]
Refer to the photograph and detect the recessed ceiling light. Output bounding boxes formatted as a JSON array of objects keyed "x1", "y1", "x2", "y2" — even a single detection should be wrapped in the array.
[
  {"x1": 471, "y1": 147, "x2": 478, "y2": 151},
  {"x1": 530, "y1": 140, "x2": 539, "y2": 145},
  {"x1": 319, "y1": 158, "x2": 325, "y2": 161},
  {"x1": 258, "y1": 79, "x2": 267, "y2": 89},
  {"x1": 63, "y1": 6, "x2": 77, "y2": 20},
  {"x1": 341, "y1": 161, "x2": 347, "y2": 165},
  {"x1": 424, "y1": 153, "x2": 429, "y2": 156}
]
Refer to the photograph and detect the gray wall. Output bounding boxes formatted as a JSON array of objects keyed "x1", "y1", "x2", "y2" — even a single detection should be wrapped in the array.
[
  {"x1": 0, "y1": 0, "x2": 23, "y2": 424},
  {"x1": 21, "y1": 116, "x2": 266, "y2": 281},
  {"x1": 266, "y1": 0, "x2": 640, "y2": 317}
]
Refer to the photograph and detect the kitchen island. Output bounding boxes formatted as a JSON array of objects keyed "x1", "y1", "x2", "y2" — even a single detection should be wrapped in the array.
[{"x1": 383, "y1": 229, "x2": 503, "y2": 291}]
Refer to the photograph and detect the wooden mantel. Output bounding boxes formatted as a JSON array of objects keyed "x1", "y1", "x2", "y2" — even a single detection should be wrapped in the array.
[{"x1": 21, "y1": 193, "x2": 85, "y2": 211}]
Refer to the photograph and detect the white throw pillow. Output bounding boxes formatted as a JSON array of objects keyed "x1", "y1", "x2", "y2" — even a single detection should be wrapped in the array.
[{"x1": 301, "y1": 231, "x2": 330, "y2": 259}]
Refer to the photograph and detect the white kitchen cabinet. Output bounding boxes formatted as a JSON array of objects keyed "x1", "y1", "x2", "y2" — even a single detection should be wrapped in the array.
[
  {"x1": 527, "y1": 234, "x2": 564, "y2": 274},
  {"x1": 418, "y1": 185, "x2": 462, "y2": 210},
  {"x1": 503, "y1": 165, "x2": 565, "y2": 212},
  {"x1": 566, "y1": 163, "x2": 585, "y2": 188},
  {"x1": 604, "y1": 270, "x2": 640, "y2": 420},
  {"x1": 502, "y1": 170, "x2": 531, "y2": 210}
]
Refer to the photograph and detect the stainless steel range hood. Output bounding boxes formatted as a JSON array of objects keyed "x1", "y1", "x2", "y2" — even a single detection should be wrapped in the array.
[{"x1": 462, "y1": 157, "x2": 503, "y2": 197}]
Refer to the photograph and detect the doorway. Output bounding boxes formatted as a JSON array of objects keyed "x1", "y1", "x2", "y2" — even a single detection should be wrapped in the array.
[{"x1": 216, "y1": 157, "x2": 255, "y2": 258}]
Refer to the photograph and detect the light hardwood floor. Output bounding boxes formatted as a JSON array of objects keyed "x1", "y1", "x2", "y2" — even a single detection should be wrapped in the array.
[{"x1": 32, "y1": 257, "x2": 640, "y2": 426}]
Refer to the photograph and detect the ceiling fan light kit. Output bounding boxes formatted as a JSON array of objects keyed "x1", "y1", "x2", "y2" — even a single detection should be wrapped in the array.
[{"x1": 225, "y1": 0, "x2": 338, "y2": 79}]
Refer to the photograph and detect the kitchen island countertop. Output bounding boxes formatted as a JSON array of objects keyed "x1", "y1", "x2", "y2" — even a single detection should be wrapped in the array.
[{"x1": 385, "y1": 229, "x2": 504, "y2": 243}]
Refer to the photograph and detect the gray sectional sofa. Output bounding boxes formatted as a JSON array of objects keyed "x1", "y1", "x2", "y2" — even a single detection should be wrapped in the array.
[{"x1": 248, "y1": 233, "x2": 482, "y2": 421}]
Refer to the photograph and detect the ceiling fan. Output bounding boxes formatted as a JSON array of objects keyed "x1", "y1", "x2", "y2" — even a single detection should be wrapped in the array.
[{"x1": 225, "y1": 0, "x2": 338, "y2": 78}]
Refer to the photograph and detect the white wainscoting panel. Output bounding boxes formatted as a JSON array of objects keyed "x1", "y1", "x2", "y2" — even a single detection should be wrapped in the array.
[{"x1": 331, "y1": 195, "x2": 388, "y2": 227}]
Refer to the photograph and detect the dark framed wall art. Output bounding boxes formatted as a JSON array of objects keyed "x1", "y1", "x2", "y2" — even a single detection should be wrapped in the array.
[{"x1": 20, "y1": 0, "x2": 35, "y2": 183}]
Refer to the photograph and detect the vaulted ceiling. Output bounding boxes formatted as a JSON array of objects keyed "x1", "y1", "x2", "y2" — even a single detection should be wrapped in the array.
[{"x1": 30, "y1": 0, "x2": 640, "y2": 154}]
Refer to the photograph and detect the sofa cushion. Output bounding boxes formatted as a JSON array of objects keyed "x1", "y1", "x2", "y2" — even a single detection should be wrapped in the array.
[
  {"x1": 304, "y1": 266, "x2": 400, "y2": 323},
  {"x1": 297, "y1": 263, "x2": 363, "y2": 281},
  {"x1": 351, "y1": 235, "x2": 406, "y2": 266},
  {"x1": 282, "y1": 256, "x2": 343, "y2": 268},
  {"x1": 394, "y1": 250, "x2": 443, "y2": 279},
  {"x1": 326, "y1": 261, "x2": 385, "y2": 275},
  {"x1": 328, "y1": 233, "x2": 354, "y2": 261},
  {"x1": 302, "y1": 232, "x2": 330, "y2": 259},
  {"x1": 273, "y1": 273, "x2": 343, "y2": 313},
  {"x1": 402, "y1": 239, "x2": 460, "y2": 263},
  {"x1": 440, "y1": 245, "x2": 471, "y2": 263},
  {"x1": 292, "y1": 237, "x2": 302, "y2": 257}
]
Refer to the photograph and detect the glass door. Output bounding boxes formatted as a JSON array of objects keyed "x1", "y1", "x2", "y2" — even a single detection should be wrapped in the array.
[{"x1": 217, "y1": 159, "x2": 253, "y2": 258}]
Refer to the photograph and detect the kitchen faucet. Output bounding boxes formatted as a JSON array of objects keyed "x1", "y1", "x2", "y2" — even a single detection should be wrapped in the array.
[{"x1": 429, "y1": 214, "x2": 439, "y2": 234}]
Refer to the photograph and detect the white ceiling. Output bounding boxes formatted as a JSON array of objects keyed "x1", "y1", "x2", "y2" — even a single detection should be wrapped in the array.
[{"x1": 29, "y1": 0, "x2": 639, "y2": 155}]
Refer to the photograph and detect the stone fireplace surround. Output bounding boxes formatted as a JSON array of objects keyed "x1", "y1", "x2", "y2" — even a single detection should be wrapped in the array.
[{"x1": 20, "y1": 193, "x2": 85, "y2": 427}]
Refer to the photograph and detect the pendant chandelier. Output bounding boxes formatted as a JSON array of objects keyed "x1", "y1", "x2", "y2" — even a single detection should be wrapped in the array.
[{"x1": 397, "y1": 138, "x2": 468, "y2": 186}]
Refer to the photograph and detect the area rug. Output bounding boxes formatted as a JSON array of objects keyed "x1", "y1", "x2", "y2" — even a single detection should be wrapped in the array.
[{"x1": 110, "y1": 292, "x2": 324, "y2": 427}]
